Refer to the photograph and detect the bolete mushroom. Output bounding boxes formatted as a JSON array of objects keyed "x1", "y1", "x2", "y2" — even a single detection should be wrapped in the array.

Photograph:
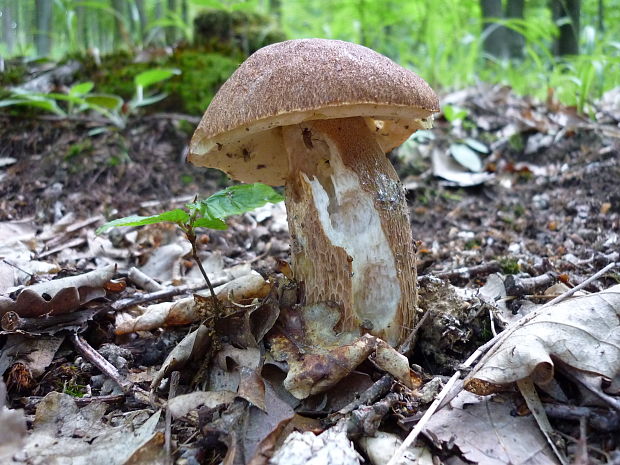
[{"x1": 189, "y1": 39, "x2": 438, "y2": 347}]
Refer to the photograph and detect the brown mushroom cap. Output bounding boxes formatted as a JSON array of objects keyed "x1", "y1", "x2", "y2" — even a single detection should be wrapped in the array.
[{"x1": 189, "y1": 38, "x2": 439, "y2": 185}]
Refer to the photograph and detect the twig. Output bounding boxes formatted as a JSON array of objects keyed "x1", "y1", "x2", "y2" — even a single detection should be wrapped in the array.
[
  {"x1": 19, "y1": 393, "x2": 126, "y2": 411},
  {"x1": 70, "y1": 334, "x2": 133, "y2": 393},
  {"x1": 1, "y1": 308, "x2": 103, "y2": 333},
  {"x1": 326, "y1": 375, "x2": 394, "y2": 425},
  {"x1": 420, "y1": 261, "x2": 501, "y2": 282},
  {"x1": 504, "y1": 271, "x2": 558, "y2": 297},
  {"x1": 385, "y1": 261, "x2": 619, "y2": 465},
  {"x1": 385, "y1": 371, "x2": 461, "y2": 465},
  {"x1": 398, "y1": 309, "x2": 431, "y2": 355},
  {"x1": 111, "y1": 276, "x2": 230, "y2": 311},
  {"x1": 128, "y1": 267, "x2": 163, "y2": 292},
  {"x1": 165, "y1": 371, "x2": 180, "y2": 464}
]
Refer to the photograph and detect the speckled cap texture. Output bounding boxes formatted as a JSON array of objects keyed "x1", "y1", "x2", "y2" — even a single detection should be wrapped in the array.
[
  {"x1": 195, "y1": 38, "x2": 438, "y2": 138},
  {"x1": 189, "y1": 38, "x2": 439, "y2": 185}
]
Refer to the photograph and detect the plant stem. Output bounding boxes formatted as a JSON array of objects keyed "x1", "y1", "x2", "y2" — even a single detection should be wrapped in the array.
[{"x1": 182, "y1": 221, "x2": 220, "y2": 312}]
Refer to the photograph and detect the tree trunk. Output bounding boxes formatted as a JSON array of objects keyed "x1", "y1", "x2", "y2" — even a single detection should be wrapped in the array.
[
  {"x1": 269, "y1": 0, "x2": 282, "y2": 24},
  {"x1": 2, "y1": 0, "x2": 16, "y2": 55},
  {"x1": 166, "y1": 0, "x2": 177, "y2": 44},
  {"x1": 76, "y1": 4, "x2": 89, "y2": 50},
  {"x1": 551, "y1": 0, "x2": 580, "y2": 56},
  {"x1": 111, "y1": 0, "x2": 128, "y2": 49},
  {"x1": 480, "y1": 0, "x2": 506, "y2": 59},
  {"x1": 597, "y1": 0, "x2": 604, "y2": 32},
  {"x1": 181, "y1": 0, "x2": 188, "y2": 25},
  {"x1": 34, "y1": 0, "x2": 53, "y2": 57},
  {"x1": 505, "y1": 0, "x2": 524, "y2": 58},
  {"x1": 135, "y1": 0, "x2": 147, "y2": 44}
]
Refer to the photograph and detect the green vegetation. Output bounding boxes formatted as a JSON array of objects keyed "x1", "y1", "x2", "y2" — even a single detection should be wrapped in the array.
[
  {"x1": 97, "y1": 183, "x2": 284, "y2": 234},
  {"x1": 0, "y1": 67, "x2": 179, "y2": 126},
  {"x1": 1, "y1": 1, "x2": 618, "y2": 112},
  {"x1": 498, "y1": 256, "x2": 521, "y2": 275},
  {"x1": 98, "y1": 183, "x2": 284, "y2": 305}
]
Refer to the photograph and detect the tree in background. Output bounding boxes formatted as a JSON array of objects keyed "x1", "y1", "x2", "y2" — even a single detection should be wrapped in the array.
[
  {"x1": 480, "y1": 0, "x2": 525, "y2": 60},
  {"x1": 34, "y1": 0, "x2": 53, "y2": 56},
  {"x1": 551, "y1": 0, "x2": 581, "y2": 55}
]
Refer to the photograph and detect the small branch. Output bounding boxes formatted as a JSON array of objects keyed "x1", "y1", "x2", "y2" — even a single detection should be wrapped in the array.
[
  {"x1": 1, "y1": 308, "x2": 102, "y2": 333},
  {"x1": 397, "y1": 309, "x2": 431, "y2": 356},
  {"x1": 165, "y1": 371, "x2": 180, "y2": 464},
  {"x1": 326, "y1": 375, "x2": 394, "y2": 425},
  {"x1": 385, "y1": 261, "x2": 619, "y2": 465},
  {"x1": 420, "y1": 261, "x2": 501, "y2": 282},
  {"x1": 128, "y1": 267, "x2": 163, "y2": 292},
  {"x1": 504, "y1": 271, "x2": 558, "y2": 297},
  {"x1": 70, "y1": 334, "x2": 133, "y2": 393},
  {"x1": 111, "y1": 276, "x2": 230, "y2": 311}
]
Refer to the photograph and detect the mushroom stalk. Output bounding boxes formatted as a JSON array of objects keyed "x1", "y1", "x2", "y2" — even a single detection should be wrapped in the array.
[{"x1": 282, "y1": 117, "x2": 417, "y2": 346}]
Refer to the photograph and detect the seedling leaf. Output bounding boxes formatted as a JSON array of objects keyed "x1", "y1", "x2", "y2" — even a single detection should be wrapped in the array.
[
  {"x1": 96, "y1": 209, "x2": 190, "y2": 233},
  {"x1": 69, "y1": 82, "x2": 95, "y2": 96},
  {"x1": 134, "y1": 68, "x2": 181, "y2": 89},
  {"x1": 193, "y1": 217, "x2": 228, "y2": 230},
  {"x1": 189, "y1": 183, "x2": 284, "y2": 220}
]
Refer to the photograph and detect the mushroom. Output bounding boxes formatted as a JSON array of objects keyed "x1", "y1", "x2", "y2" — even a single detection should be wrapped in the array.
[{"x1": 189, "y1": 39, "x2": 438, "y2": 347}]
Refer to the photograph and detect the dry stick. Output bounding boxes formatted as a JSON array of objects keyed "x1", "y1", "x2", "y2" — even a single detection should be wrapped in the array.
[
  {"x1": 112, "y1": 276, "x2": 230, "y2": 311},
  {"x1": 165, "y1": 371, "x2": 180, "y2": 465},
  {"x1": 386, "y1": 261, "x2": 619, "y2": 465},
  {"x1": 398, "y1": 309, "x2": 431, "y2": 356},
  {"x1": 70, "y1": 334, "x2": 133, "y2": 394}
]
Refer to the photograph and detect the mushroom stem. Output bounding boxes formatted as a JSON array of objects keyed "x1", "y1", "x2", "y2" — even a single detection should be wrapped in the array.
[{"x1": 282, "y1": 117, "x2": 417, "y2": 346}]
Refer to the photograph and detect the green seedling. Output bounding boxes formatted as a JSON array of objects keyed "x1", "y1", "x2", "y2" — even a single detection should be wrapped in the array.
[
  {"x1": 0, "y1": 68, "x2": 180, "y2": 129},
  {"x1": 97, "y1": 183, "x2": 284, "y2": 304}
]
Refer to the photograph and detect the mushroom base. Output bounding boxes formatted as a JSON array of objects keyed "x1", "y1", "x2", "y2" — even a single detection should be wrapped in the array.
[{"x1": 282, "y1": 117, "x2": 417, "y2": 346}]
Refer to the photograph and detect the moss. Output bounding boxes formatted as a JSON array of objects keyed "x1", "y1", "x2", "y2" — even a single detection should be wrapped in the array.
[
  {"x1": 498, "y1": 256, "x2": 520, "y2": 275},
  {"x1": 0, "y1": 62, "x2": 28, "y2": 87},
  {"x1": 193, "y1": 9, "x2": 285, "y2": 55},
  {"x1": 163, "y1": 50, "x2": 239, "y2": 115}
]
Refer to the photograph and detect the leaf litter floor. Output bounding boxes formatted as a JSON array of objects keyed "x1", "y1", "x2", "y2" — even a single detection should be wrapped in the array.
[{"x1": 1, "y1": 84, "x2": 619, "y2": 463}]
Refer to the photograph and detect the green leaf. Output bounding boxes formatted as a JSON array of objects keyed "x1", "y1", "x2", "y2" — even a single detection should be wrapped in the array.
[
  {"x1": 97, "y1": 209, "x2": 190, "y2": 234},
  {"x1": 0, "y1": 97, "x2": 66, "y2": 116},
  {"x1": 84, "y1": 94, "x2": 123, "y2": 111},
  {"x1": 443, "y1": 105, "x2": 468, "y2": 123},
  {"x1": 189, "y1": 183, "x2": 284, "y2": 220},
  {"x1": 69, "y1": 82, "x2": 95, "y2": 96},
  {"x1": 134, "y1": 68, "x2": 181, "y2": 89},
  {"x1": 193, "y1": 217, "x2": 228, "y2": 230}
]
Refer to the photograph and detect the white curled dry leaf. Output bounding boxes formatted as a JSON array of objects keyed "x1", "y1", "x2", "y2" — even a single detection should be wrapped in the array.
[
  {"x1": 0, "y1": 380, "x2": 27, "y2": 462},
  {"x1": 0, "y1": 265, "x2": 116, "y2": 317},
  {"x1": 465, "y1": 285, "x2": 620, "y2": 395},
  {"x1": 115, "y1": 271, "x2": 269, "y2": 334}
]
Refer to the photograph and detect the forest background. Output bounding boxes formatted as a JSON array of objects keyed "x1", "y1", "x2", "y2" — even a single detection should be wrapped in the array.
[{"x1": 1, "y1": 0, "x2": 618, "y2": 115}]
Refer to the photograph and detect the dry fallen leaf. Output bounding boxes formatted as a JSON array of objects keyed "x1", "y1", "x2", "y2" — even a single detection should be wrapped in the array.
[
  {"x1": 15, "y1": 392, "x2": 165, "y2": 465},
  {"x1": 0, "y1": 265, "x2": 116, "y2": 317},
  {"x1": 423, "y1": 389, "x2": 557, "y2": 465},
  {"x1": 0, "y1": 380, "x2": 27, "y2": 462},
  {"x1": 115, "y1": 271, "x2": 269, "y2": 334},
  {"x1": 465, "y1": 285, "x2": 620, "y2": 395}
]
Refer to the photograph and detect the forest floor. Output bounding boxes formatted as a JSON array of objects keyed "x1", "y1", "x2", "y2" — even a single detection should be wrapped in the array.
[{"x1": 1, "y1": 83, "x2": 619, "y2": 465}]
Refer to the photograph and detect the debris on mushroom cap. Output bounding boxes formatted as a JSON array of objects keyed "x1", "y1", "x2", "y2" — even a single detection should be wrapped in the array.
[{"x1": 188, "y1": 38, "x2": 439, "y2": 185}]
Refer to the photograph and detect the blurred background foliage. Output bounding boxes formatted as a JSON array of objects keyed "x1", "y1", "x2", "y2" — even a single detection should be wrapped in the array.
[{"x1": 1, "y1": 0, "x2": 618, "y2": 115}]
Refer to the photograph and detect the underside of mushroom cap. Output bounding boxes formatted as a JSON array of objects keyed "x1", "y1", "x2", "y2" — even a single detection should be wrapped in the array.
[{"x1": 188, "y1": 38, "x2": 439, "y2": 185}]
